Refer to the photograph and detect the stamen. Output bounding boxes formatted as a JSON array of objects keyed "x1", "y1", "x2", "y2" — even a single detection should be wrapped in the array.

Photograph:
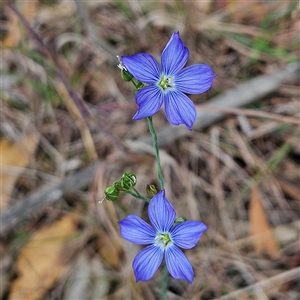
[
  {"x1": 154, "y1": 232, "x2": 173, "y2": 249},
  {"x1": 158, "y1": 75, "x2": 175, "y2": 91}
]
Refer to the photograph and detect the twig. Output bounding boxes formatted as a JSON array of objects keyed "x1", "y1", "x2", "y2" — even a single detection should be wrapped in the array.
[
  {"x1": 218, "y1": 266, "x2": 300, "y2": 300},
  {"x1": 0, "y1": 162, "x2": 101, "y2": 236},
  {"x1": 196, "y1": 105, "x2": 300, "y2": 125}
]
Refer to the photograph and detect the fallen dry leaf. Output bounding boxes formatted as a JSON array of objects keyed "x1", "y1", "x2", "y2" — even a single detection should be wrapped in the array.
[
  {"x1": 2, "y1": 1, "x2": 38, "y2": 47},
  {"x1": 20, "y1": 0, "x2": 39, "y2": 23},
  {"x1": 249, "y1": 186, "x2": 279, "y2": 259},
  {"x1": 2, "y1": 6, "x2": 21, "y2": 47},
  {"x1": 0, "y1": 133, "x2": 39, "y2": 210},
  {"x1": 98, "y1": 228, "x2": 122, "y2": 270},
  {"x1": 9, "y1": 215, "x2": 79, "y2": 300}
]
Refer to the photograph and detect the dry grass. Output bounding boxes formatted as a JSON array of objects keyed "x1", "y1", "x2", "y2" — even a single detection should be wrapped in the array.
[{"x1": 1, "y1": 1, "x2": 299, "y2": 299}]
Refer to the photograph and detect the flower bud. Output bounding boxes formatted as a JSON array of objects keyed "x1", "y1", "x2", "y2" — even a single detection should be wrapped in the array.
[
  {"x1": 121, "y1": 173, "x2": 137, "y2": 190},
  {"x1": 112, "y1": 180, "x2": 122, "y2": 191},
  {"x1": 146, "y1": 184, "x2": 157, "y2": 196},
  {"x1": 104, "y1": 186, "x2": 119, "y2": 201}
]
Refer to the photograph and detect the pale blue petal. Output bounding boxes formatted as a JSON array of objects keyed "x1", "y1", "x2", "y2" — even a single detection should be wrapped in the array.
[
  {"x1": 165, "y1": 246, "x2": 194, "y2": 283},
  {"x1": 175, "y1": 64, "x2": 215, "y2": 94},
  {"x1": 132, "y1": 245, "x2": 164, "y2": 282},
  {"x1": 122, "y1": 54, "x2": 160, "y2": 84},
  {"x1": 118, "y1": 214, "x2": 156, "y2": 245},
  {"x1": 164, "y1": 90, "x2": 196, "y2": 130},
  {"x1": 170, "y1": 221, "x2": 207, "y2": 249},
  {"x1": 161, "y1": 32, "x2": 189, "y2": 75},
  {"x1": 148, "y1": 190, "x2": 176, "y2": 232},
  {"x1": 132, "y1": 86, "x2": 164, "y2": 120}
]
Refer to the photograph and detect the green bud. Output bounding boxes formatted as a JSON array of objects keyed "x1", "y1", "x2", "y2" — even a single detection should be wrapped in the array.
[
  {"x1": 112, "y1": 180, "x2": 122, "y2": 191},
  {"x1": 121, "y1": 173, "x2": 137, "y2": 190},
  {"x1": 104, "y1": 186, "x2": 119, "y2": 201},
  {"x1": 146, "y1": 184, "x2": 157, "y2": 196},
  {"x1": 121, "y1": 70, "x2": 133, "y2": 82},
  {"x1": 173, "y1": 216, "x2": 187, "y2": 226}
]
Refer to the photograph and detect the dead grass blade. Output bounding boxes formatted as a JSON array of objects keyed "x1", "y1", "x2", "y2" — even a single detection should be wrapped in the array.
[
  {"x1": 197, "y1": 105, "x2": 300, "y2": 126},
  {"x1": 276, "y1": 177, "x2": 300, "y2": 202},
  {"x1": 55, "y1": 82, "x2": 98, "y2": 161},
  {"x1": 219, "y1": 266, "x2": 300, "y2": 300}
]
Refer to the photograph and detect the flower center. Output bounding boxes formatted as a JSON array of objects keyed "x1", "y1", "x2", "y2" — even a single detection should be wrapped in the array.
[
  {"x1": 157, "y1": 75, "x2": 175, "y2": 91},
  {"x1": 154, "y1": 232, "x2": 173, "y2": 249}
]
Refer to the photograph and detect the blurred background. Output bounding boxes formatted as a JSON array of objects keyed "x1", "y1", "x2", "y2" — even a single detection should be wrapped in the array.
[{"x1": 1, "y1": 0, "x2": 299, "y2": 299}]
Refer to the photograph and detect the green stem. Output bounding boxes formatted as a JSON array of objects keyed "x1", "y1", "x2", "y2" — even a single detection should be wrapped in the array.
[
  {"x1": 160, "y1": 262, "x2": 169, "y2": 300},
  {"x1": 124, "y1": 190, "x2": 150, "y2": 203},
  {"x1": 130, "y1": 79, "x2": 144, "y2": 90},
  {"x1": 147, "y1": 116, "x2": 164, "y2": 190},
  {"x1": 127, "y1": 75, "x2": 167, "y2": 297}
]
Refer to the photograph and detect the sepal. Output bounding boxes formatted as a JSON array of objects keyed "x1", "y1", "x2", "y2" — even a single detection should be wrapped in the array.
[{"x1": 173, "y1": 216, "x2": 187, "y2": 226}]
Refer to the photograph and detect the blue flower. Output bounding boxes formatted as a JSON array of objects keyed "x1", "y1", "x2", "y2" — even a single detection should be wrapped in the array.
[
  {"x1": 122, "y1": 32, "x2": 216, "y2": 130},
  {"x1": 118, "y1": 190, "x2": 208, "y2": 283}
]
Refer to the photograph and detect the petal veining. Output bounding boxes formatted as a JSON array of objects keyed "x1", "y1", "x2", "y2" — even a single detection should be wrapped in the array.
[
  {"x1": 164, "y1": 90, "x2": 196, "y2": 130},
  {"x1": 165, "y1": 246, "x2": 194, "y2": 283},
  {"x1": 161, "y1": 32, "x2": 189, "y2": 75},
  {"x1": 122, "y1": 53, "x2": 160, "y2": 84},
  {"x1": 132, "y1": 245, "x2": 164, "y2": 282},
  {"x1": 175, "y1": 64, "x2": 215, "y2": 94},
  {"x1": 148, "y1": 190, "x2": 176, "y2": 232},
  {"x1": 132, "y1": 86, "x2": 164, "y2": 120},
  {"x1": 118, "y1": 214, "x2": 156, "y2": 245},
  {"x1": 170, "y1": 221, "x2": 207, "y2": 249}
]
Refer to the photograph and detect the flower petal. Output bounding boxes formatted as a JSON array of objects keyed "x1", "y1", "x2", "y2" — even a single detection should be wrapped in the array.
[
  {"x1": 161, "y1": 32, "x2": 189, "y2": 75},
  {"x1": 132, "y1": 244, "x2": 164, "y2": 282},
  {"x1": 122, "y1": 54, "x2": 160, "y2": 84},
  {"x1": 164, "y1": 90, "x2": 196, "y2": 130},
  {"x1": 118, "y1": 214, "x2": 156, "y2": 245},
  {"x1": 165, "y1": 246, "x2": 194, "y2": 283},
  {"x1": 175, "y1": 64, "x2": 215, "y2": 94},
  {"x1": 170, "y1": 221, "x2": 208, "y2": 249},
  {"x1": 132, "y1": 86, "x2": 164, "y2": 120},
  {"x1": 148, "y1": 190, "x2": 176, "y2": 232}
]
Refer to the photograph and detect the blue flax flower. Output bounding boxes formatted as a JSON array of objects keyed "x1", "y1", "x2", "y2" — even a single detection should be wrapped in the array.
[
  {"x1": 118, "y1": 190, "x2": 208, "y2": 283},
  {"x1": 122, "y1": 32, "x2": 215, "y2": 130}
]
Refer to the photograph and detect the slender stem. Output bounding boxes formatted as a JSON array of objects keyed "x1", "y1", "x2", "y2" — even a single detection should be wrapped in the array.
[
  {"x1": 147, "y1": 117, "x2": 164, "y2": 190},
  {"x1": 160, "y1": 262, "x2": 169, "y2": 300},
  {"x1": 132, "y1": 187, "x2": 149, "y2": 202},
  {"x1": 127, "y1": 74, "x2": 168, "y2": 297},
  {"x1": 130, "y1": 79, "x2": 144, "y2": 90},
  {"x1": 124, "y1": 190, "x2": 150, "y2": 203}
]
